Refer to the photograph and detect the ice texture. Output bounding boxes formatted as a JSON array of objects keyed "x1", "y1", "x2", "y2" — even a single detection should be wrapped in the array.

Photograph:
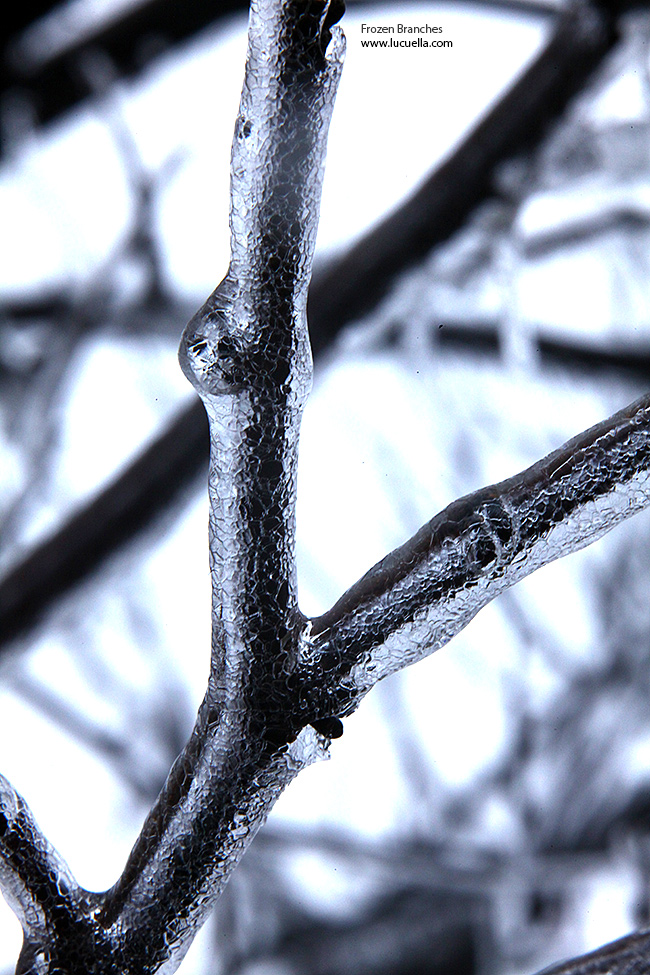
[
  {"x1": 305, "y1": 394, "x2": 650, "y2": 716},
  {"x1": 3, "y1": 2, "x2": 650, "y2": 974},
  {"x1": 0, "y1": 2, "x2": 346, "y2": 973}
]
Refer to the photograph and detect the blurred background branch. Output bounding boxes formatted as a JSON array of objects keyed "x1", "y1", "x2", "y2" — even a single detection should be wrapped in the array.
[{"x1": 3, "y1": 0, "x2": 650, "y2": 973}]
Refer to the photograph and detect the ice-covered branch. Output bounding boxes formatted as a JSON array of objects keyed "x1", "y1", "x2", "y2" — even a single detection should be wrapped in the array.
[
  {"x1": 533, "y1": 926, "x2": 650, "y2": 974},
  {"x1": 305, "y1": 392, "x2": 650, "y2": 718},
  {"x1": 96, "y1": 1, "x2": 346, "y2": 971},
  {"x1": 0, "y1": 2, "x2": 346, "y2": 973},
  {"x1": 178, "y1": 0, "x2": 345, "y2": 730},
  {"x1": 0, "y1": 775, "x2": 95, "y2": 967},
  {"x1": 5, "y1": 2, "x2": 650, "y2": 973}
]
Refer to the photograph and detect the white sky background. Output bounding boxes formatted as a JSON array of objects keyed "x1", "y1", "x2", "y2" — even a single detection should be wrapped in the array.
[
  {"x1": 2, "y1": 3, "x2": 649, "y2": 970},
  {"x1": 0, "y1": 2, "x2": 548, "y2": 300}
]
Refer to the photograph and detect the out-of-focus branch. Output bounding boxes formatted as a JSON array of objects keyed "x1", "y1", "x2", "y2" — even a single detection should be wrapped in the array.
[
  {"x1": 0, "y1": 0, "x2": 631, "y2": 654},
  {"x1": 0, "y1": 397, "x2": 208, "y2": 647},
  {"x1": 305, "y1": 392, "x2": 650, "y2": 718},
  {"x1": 1, "y1": 2, "x2": 347, "y2": 972},
  {"x1": 0, "y1": 0, "x2": 561, "y2": 155},
  {"x1": 307, "y1": 0, "x2": 615, "y2": 348},
  {"x1": 0, "y1": 0, "x2": 251, "y2": 154},
  {"x1": 8, "y1": 671, "x2": 178, "y2": 802}
]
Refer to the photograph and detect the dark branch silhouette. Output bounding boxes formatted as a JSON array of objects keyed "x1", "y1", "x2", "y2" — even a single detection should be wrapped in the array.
[
  {"x1": 2, "y1": 4, "x2": 650, "y2": 973},
  {"x1": 0, "y1": 0, "x2": 640, "y2": 654}
]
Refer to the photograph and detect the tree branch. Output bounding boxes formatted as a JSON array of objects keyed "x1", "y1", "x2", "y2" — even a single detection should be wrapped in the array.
[
  {"x1": 1, "y1": 1, "x2": 346, "y2": 971},
  {"x1": 0, "y1": 775, "x2": 89, "y2": 954},
  {"x1": 0, "y1": 0, "x2": 628, "y2": 650},
  {"x1": 99, "y1": 4, "x2": 345, "y2": 968},
  {"x1": 533, "y1": 926, "x2": 650, "y2": 974},
  {"x1": 305, "y1": 392, "x2": 650, "y2": 717},
  {"x1": 0, "y1": 0, "x2": 251, "y2": 155},
  {"x1": 0, "y1": 395, "x2": 208, "y2": 646},
  {"x1": 4, "y1": 3, "x2": 650, "y2": 973},
  {"x1": 307, "y1": 0, "x2": 615, "y2": 346}
]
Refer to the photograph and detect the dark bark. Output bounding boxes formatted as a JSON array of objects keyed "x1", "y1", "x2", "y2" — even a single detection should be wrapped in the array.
[
  {"x1": 0, "y1": 397, "x2": 208, "y2": 647},
  {"x1": 0, "y1": 0, "x2": 250, "y2": 153}
]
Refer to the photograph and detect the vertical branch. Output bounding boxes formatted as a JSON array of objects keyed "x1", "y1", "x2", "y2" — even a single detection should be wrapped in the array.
[
  {"x1": 0, "y1": 4, "x2": 345, "y2": 973},
  {"x1": 179, "y1": 1, "x2": 345, "y2": 741},
  {"x1": 177, "y1": 0, "x2": 345, "y2": 744},
  {"x1": 97, "y1": 3, "x2": 345, "y2": 972}
]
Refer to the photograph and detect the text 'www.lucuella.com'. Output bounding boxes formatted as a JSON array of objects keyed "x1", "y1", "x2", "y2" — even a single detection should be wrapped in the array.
[{"x1": 359, "y1": 23, "x2": 453, "y2": 48}]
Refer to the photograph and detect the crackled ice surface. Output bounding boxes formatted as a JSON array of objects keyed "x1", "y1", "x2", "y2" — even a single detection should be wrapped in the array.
[
  {"x1": 306, "y1": 393, "x2": 650, "y2": 713},
  {"x1": 178, "y1": 0, "x2": 345, "y2": 733},
  {"x1": 106, "y1": 2, "x2": 348, "y2": 973},
  {"x1": 0, "y1": 1, "x2": 348, "y2": 973},
  {"x1": 5, "y1": 2, "x2": 650, "y2": 975}
]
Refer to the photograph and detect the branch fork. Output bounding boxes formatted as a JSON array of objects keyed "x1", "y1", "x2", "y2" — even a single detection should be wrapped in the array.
[{"x1": 2, "y1": 2, "x2": 650, "y2": 974}]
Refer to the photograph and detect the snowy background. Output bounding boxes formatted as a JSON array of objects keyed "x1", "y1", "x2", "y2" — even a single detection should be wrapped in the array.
[{"x1": 2, "y1": 1, "x2": 650, "y2": 973}]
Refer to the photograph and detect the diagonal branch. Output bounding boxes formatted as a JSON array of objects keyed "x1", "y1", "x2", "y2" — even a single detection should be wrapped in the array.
[
  {"x1": 533, "y1": 926, "x2": 650, "y2": 974},
  {"x1": 305, "y1": 392, "x2": 650, "y2": 717},
  {"x1": 307, "y1": 0, "x2": 615, "y2": 346},
  {"x1": 0, "y1": 395, "x2": 208, "y2": 647},
  {"x1": 0, "y1": 0, "x2": 625, "y2": 651},
  {"x1": 0, "y1": 775, "x2": 91, "y2": 952},
  {"x1": 0, "y1": 0, "x2": 251, "y2": 154}
]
